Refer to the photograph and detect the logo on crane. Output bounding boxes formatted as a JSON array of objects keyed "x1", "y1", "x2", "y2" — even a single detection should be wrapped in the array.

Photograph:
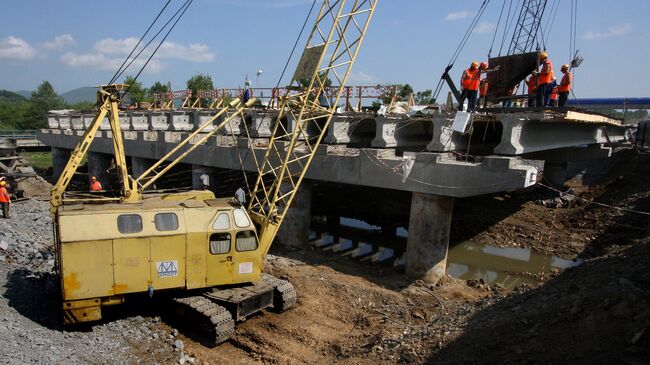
[{"x1": 156, "y1": 260, "x2": 178, "y2": 278}]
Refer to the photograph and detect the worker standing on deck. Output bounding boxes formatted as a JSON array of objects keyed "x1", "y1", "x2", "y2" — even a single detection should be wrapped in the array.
[
  {"x1": 89, "y1": 176, "x2": 102, "y2": 191},
  {"x1": 458, "y1": 61, "x2": 481, "y2": 112},
  {"x1": 534, "y1": 51, "x2": 554, "y2": 107},
  {"x1": 526, "y1": 73, "x2": 538, "y2": 107},
  {"x1": 550, "y1": 78, "x2": 559, "y2": 107},
  {"x1": 558, "y1": 64, "x2": 573, "y2": 107},
  {"x1": 0, "y1": 180, "x2": 10, "y2": 219},
  {"x1": 479, "y1": 78, "x2": 489, "y2": 108}
]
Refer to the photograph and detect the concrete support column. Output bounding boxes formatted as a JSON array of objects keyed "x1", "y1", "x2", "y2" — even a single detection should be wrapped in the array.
[
  {"x1": 87, "y1": 152, "x2": 113, "y2": 189},
  {"x1": 191, "y1": 165, "x2": 217, "y2": 191},
  {"x1": 277, "y1": 180, "x2": 312, "y2": 247},
  {"x1": 405, "y1": 192, "x2": 455, "y2": 283},
  {"x1": 130, "y1": 157, "x2": 155, "y2": 189},
  {"x1": 51, "y1": 147, "x2": 70, "y2": 183}
]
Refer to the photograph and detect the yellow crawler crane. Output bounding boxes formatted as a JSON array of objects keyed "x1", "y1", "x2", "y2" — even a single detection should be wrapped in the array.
[{"x1": 50, "y1": 0, "x2": 377, "y2": 345}]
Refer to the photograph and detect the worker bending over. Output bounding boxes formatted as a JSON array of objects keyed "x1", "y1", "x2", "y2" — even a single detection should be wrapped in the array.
[
  {"x1": 534, "y1": 51, "x2": 554, "y2": 107},
  {"x1": 558, "y1": 64, "x2": 573, "y2": 107},
  {"x1": 0, "y1": 180, "x2": 10, "y2": 219},
  {"x1": 89, "y1": 176, "x2": 103, "y2": 191}
]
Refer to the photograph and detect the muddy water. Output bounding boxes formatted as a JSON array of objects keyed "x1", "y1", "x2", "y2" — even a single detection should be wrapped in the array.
[{"x1": 447, "y1": 242, "x2": 583, "y2": 289}]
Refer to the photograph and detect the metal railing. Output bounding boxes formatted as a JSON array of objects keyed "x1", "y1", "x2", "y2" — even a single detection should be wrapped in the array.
[{"x1": 0, "y1": 130, "x2": 39, "y2": 140}]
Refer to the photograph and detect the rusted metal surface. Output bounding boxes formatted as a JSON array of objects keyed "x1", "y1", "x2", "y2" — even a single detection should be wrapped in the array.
[{"x1": 486, "y1": 52, "x2": 539, "y2": 101}]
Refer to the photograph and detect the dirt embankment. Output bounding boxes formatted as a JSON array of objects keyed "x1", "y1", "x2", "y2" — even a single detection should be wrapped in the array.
[{"x1": 0, "y1": 149, "x2": 647, "y2": 364}]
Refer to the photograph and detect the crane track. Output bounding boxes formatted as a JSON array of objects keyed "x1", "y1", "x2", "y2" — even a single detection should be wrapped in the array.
[
  {"x1": 173, "y1": 296, "x2": 235, "y2": 346},
  {"x1": 262, "y1": 274, "x2": 297, "y2": 312}
]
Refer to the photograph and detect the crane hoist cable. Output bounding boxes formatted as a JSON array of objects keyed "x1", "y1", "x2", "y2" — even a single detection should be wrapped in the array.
[
  {"x1": 108, "y1": 0, "x2": 172, "y2": 85},
  {"x1": 498, "y1": 0, "x2": 519, "y2": 56},
  {"x1": 432, "y1": 0, "x2": 492, "y2": 102},
  {"x1": 125, "y1": 0, "x2": 194, "y2": 95},
  {"x1": 115, "y1": 0, "x2": 192, "y2": 86},
  {"x1": 488, "y1": 0, "x2": 508, "y2": 57}
]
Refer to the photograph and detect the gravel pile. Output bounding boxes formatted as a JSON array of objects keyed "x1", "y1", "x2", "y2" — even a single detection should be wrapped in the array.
[{"x1": 0, "y1": 199, "x2": 183, "y2": 364}]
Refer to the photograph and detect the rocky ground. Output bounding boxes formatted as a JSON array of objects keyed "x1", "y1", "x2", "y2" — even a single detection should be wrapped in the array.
[{"x1": 0, "y1": 148, "x2": 647, "y2": 364}]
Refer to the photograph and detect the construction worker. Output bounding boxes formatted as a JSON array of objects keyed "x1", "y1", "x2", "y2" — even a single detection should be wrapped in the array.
[
  {"x1": 526, "y1": 73, "x2": 538, "y2": 107},
  {"x1": 0, "y1": 180, "x2": 10, "y2": 219},
  {"x1": 534, "y1": 51, "x2": 554, "y2": 107},
  {"x1": 558, "y1": 64, "x2": 573, "y2": 107},
  {"x1": 478, "y1": 78, "x2": 489, "y2": 108},
  {"x1": 458, "y1": 61, "x2": 481, "y2": 112},
  {"x1": 89, "y1": 176, "x2": 103, "y2": 191},
  {"x1": 550, "y1": 77, "x2": 559, "y2": 107}
]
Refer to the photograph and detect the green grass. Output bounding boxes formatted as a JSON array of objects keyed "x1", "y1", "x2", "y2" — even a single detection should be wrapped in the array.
[{"x1": 22, "y1": 151, "x2": 52, "y2": 170}]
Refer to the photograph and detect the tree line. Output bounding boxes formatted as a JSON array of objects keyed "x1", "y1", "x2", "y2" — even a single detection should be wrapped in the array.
[{"x1": 0, "y1": 74, "x2": 215, "y2": 130}]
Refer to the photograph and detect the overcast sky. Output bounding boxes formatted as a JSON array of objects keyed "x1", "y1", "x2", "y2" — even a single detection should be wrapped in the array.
[{"x1": 1, "y1": 0, "x2": 648, "y2": 98}]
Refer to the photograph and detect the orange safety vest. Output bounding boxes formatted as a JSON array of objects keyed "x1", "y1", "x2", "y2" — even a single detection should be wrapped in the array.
[
  {"x1": 461, "y1": 68, "x2": 481, "y2": 91},
  {"x1": 527, "y1": 75, "x2": 538, "y2": 93},
  {"x1": 551, "y1": 86, "x2": 558, "y2": 100},
  {"x1": 559, "y1": 72, "x2": 573, "y2": 92},
  {"x1": 479, "y1": 79, "x2": 488, "y2": 96},
  {"x1": 90, "y1": 180, "x2": 103, "y2": 191},
  {"x1": 0, "y1": 187, "x2": 9, "y2": 203},
  {"x1": 539, "y1": 59, "x2": 554, "y2": 84}
]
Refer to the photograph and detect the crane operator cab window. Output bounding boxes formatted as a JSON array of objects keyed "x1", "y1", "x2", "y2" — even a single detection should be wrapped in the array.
[
  {"x1": 236, "y1": 231, "x2": 257, "y2": 251},
  {"x1": 210, "y1": 212, "x2": 231, "y2": 255}
]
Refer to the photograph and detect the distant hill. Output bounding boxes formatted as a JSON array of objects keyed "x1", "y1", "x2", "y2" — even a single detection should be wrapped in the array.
[
  {"x1": 0, "y1": 89, "x2": 28, "y2": 102},
  {"x1": 13, "y1": 90, "x2": 32, "y2": 99},
  {"x1": 61, "y1": 87, "x2": 97, "y2": 104}
]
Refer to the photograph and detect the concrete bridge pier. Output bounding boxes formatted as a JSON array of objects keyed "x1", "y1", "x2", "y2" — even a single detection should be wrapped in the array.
[
  {"x1": 191, "y1": 165, "x2": 218, "y2": 191},
  {"x1": 51, "y1": 147, "x2": 70, "y2": 183},
  {"x1": 405, "y1": 192, "x2": 455, "y2": 283},
  {"x1": 87, "y1": 152, "x2": 113, "y2": 189},
  {"x1": 278, "y1": 180, "x2": 312, "y2": 247}
]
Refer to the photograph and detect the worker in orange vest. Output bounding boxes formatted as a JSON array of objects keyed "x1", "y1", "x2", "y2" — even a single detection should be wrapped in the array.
[
  {"x1": 550, "y1": 77, "x2": 559, "y2": 107},
  {"x1": 558, "y1": 64, "x2": 573, "y2": 107},
  {"x1": 458, "y1": 61, "x2": 481, "y2": 112},
  {"x1": 478, "y1": 78, "x2": 489, "y2": 108},
  {"x1": 533, "y1": 51, "x2": 554, "y2": 107},
  {"x1": 89, "y1": 176, "x2": 103, "y2": 191},
  {"x1": 526, "y1": 73, "x2": 538, "y2": 107},
  {"x1": 0, "y1": 180, "x2": 11, "y2": 219}
]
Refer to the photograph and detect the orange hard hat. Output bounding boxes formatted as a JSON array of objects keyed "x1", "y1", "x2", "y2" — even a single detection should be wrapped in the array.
[
  {"x1": 480, "y1": 62, "x2": 488, "y2": 69},
  {"x1": 470, "y1": 61, "x2": 479, "y2": 69},
  {"x1": 561, "y1": 64, "x2": 570, "y2": 71},
  {"x1": 539, "y1": 51, "x2": 548, "y2": 60},
  {"x1": 0, "y1": 181, "x2": 5, "y2": 187}
]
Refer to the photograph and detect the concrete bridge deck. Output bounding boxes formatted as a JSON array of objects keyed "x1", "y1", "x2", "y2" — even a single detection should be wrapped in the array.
[{"x1": 39, "y1": 107, "x2": 629, "y2": 283}]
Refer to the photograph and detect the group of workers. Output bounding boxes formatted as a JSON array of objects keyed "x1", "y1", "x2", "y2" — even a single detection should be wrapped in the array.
[{"x1": 458, "y1": 51, "x2": 573, "y2": 112}]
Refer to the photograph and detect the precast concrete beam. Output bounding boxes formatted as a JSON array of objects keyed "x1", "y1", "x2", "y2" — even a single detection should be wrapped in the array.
[
  {"x1": 427, "y1": 114, "x2": 468, "y2": 152},
  {"x1": 57, "y1": 114, "x2": 71, "y2": 130},
  {"x1": 47, "y1": 114, "x2": 59, "y2": 129},
  {"x1": 277, "y1": 180, "x2": 312, "y2": 247},
  {"x1": 131, "y1": 111, "x2": 149, "y2": 131},
  {"x1": 149, "y1": 111, "x2": 170, "y2": 130},
  {"x1": 195, "y1": 110, "x2": 223, "y2": 132},
  {"x1": 87, "y1": 151, "x2": 113, "y2": 189},
  {"x1": 405, "y1": 193, "x2": 454, "y2": 283},
  {"x1": 371, "y1": 116, "x2": 433, "y2": 148},
  {"x1": 494, "y1": 113, "x2": 630, "y2": 155},
  {"x1": 70, "y1": 113, "x2": 85, "y2": 130},
  {"x1": 51, "y1": 147, "x2": 70, "y2": 183},
  {"x1": 247, "y1": 110, "x2": 277, "y2": 138},
  {"x1": 169, "y1": 110, "x2": 194, "y2": 131}
]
